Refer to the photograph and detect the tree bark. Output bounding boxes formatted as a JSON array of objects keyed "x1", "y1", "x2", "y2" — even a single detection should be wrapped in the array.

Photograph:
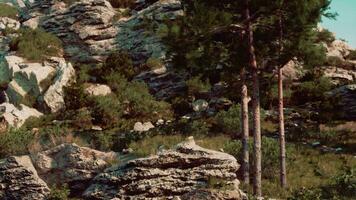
[
  {"x1": 278, "y1": 67, "x2": 287, "y2": 188},
  {"x1": 245, "y1": 0, "x2": 262, "y2": 197},
  {"x1": 240, "y1": 68, "x2": 249, "y2": 184},
  {"x1": 278, "y1": 10, "x2": 287, "y2": 188}
]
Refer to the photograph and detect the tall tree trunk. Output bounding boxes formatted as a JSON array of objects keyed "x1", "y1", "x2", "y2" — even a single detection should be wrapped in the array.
[
  {"x1": 278, "y1": 67, "x2": 287, "y2": 188},
  {"x1": 240, "y1": 68, "x2": 249, "y2": 184},
  {"x1": 245, "y1": 0, "x2": 262, "y2": 197},
  {"x1": 278, "y1": 9, "x2": 287, "y2": 188}
]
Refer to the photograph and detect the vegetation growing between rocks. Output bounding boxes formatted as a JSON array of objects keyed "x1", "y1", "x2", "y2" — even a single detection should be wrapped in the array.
[
  {"x1": 10, "y1": 28, "x2": 63, "y2": 61},
  {"x1": 0, "y1": 3, "x2": 18, "y2": 19}
]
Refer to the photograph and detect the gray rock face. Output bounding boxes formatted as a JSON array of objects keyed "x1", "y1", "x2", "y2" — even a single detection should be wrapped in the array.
[
  {"x1": 120, "y1": 0, "x2": 186, "y2": 100},
  {"x1": 43, "y1": 58, "x2": 75, "y2": 113},
  {"x1": 116, "y1": 0, "x2": 183, "y2": 63},
  {"x1": 0, "y1": 102, "x2": 43, "y2": 127},
  {"x1": 83, "y1": 137, "x2": 244, "y2": 200},
  {"x1": 322, "y1": 66, "x2": 356, "y2": 84},
  {"x1": 0, "y1": 55, "x2": 75, "y2": 116},
  {"x1": 28, "y1": 0, "x2": 117, "y2": 63},
  {"x1": 31, "y1": 143, "x2": 118, "y2": 194},
  {"x1": 0, "y1": 156, "x2": 50, "y2": 200},
  {"x1": 327, "y1": 84, "x2": 356, "y2": 119}
]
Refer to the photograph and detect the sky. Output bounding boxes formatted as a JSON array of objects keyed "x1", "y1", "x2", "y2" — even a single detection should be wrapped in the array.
[{"x1": 321, "y1": 0, "x2": 356, "y2": 48}]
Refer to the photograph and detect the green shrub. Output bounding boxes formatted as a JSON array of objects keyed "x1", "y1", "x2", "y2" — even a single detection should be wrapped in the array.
[
  {"x1": 90, "y1": 95, "x2": 123, "y2": 128},
  {"x1": 333, "y1": 167, "x2": 356, "y2": 196},
  {"x1": 48, "y1": 184, "x2": 70, "y2": 200},
  {"x1": 118, "y1": 80, "x2": 173, "y2": 121},
  {"x1": 186, "y1": 119, "x2": 210, "y2": 136},
  {"x1": 186, "y1": 76, "x2": 211, "y2": 95},
  {"x1": 0, "y1": 128, "x2": 34, "y2": 158},
  {"x1": 72, "y1": 107, "x2": 93, "y2": 130},
  {"x1": 146, "y1": 57, "x2": 164, "y2": 70},
  {"x1": 288, "y1": 188, "x2": 323, "y2": 200},
  {"x1": 316, "y1": 29, "x2": 335, "y2": 44},
  {"x1": 0, "y1": 3, "x2": 18, "y2": 19},
  {"x1": 215, "y1": 104, "x2": 241, "y2": 134},
  {"x1": 224, "y1": 137, "x2": 294, "y2": 179},
  {"x1": 129, "y1": 135, "x2": 184, "y2": 157},
  {"x1": 326, "y1": 56, "x2": 345, "y2": 67},
  {"x1": 10, "y1": 28, "x2": 62, "y2": 62},
  {"x1": 102, "y1": 51, "x2": 136, "y2": 79},
  {"x1": 292, "y1": 77, "x2": 333, "y2": 105}
]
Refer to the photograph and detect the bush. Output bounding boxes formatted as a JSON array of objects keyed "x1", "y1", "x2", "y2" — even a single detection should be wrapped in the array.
[
  {"x1": 10, "y1": 28, "x2": 62, "y2": 61},
  {"x1": 48, "y1": 184, "x2": 70, "y2": 200},
  {"x1": 0, "y1": 128, "x2": 34, "y2": 158},
  {"x1": 186, "y1": 119, "x2": 210, "y2": 136},
  {"x1": 129, "y1": 135, "x2": 184, "y2": 157},
  {"x1": 90, "y1": 95, "x2": 123, "y2": 128},
  {"x1": 102, "y1": 51, "x2": 136, "y2": 79},
  {"x1": 316, "y1": 29, "x2": 335, "y2": 44},
  {"x1": 215, "y1": 104, "x2": 241, "y2": 135},
  {"x1": 0, "y1": 3, "x2": 18, "y2": 19},
  {"x1": 326, "y1": 56, "x2": 345, "y2": 67},
  {"x1": 118, "y1": 80, "x2": 173, "y2": 121},
  {"x1": 224, "y1": 137, "x2": 294, "y2": 179},
  {"x1": 186, "y1": 76, "x2": 211, "y2": 96},
  {"x1": 292, "y1": 77, "x2": 333, "y2": 105},
  {"x1": 146, "y1": 57, "x2": 164, "y2": 70}
]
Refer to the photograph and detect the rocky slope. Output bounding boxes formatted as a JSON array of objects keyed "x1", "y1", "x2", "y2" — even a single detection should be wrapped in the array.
[{"x1": 0, "y1": 138, "x2": 246, "y2": 200}]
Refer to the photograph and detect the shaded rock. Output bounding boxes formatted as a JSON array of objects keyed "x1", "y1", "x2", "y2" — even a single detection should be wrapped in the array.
[
  {"x1": 43, "y1": 58, "x2": 75, "y2": 112},
  {"x1": 326, "y1": 84, "x2": 356, "y2": 119},
  {"x1": 84, "y1": 83, "x2": 112, "y2": 96},
  {"x1": 31, "y1": 143, "x2": 118, "y2": 194},
  {"x1": 83, "y1": 137, "x2": 243, "y2": 199},
  {"x1": 133, "y1": 121, "x2": 155, "y2": 132},
  {"x1": 0, "y1": 103, "x2": 42, "y2": 127},
  {"x1": 0, "y1": 156, "x2": 50, "y2": 200}
]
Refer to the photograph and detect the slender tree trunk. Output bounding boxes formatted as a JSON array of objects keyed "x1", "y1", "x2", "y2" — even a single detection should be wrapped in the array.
[
  {"x1": 240, "y1": 68, "x2": 249, "y2": 184},
  {"x1": 278, "y1": 67, "x2": 287, "y2": 188},
  {"x1": 278, "y1": 9, "x2": 287, "y2": 188},
  {"x1": 245, "y1": 0, "x2": 262, "y2": 197}
]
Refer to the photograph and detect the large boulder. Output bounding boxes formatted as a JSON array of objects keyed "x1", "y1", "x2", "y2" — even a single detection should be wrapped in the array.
[
  {"x1": 0, "y1": 55, "x2": 75, "y2": 114},
  {"x1": 0, "y1": 156, "x2": 50, "y2": 200},
  {"x1": 0, "y1": 103, "x2": 43, "y2": 127},
  {"x1": 31, "y1": 143, "x2": 118, "y2": 194},
  {"x1": 83, "y1": 137, "x2": 245, "y2": 200},
  {"x1": 326, "y1": 84, "x2": 356, "y2": 119},
  {"x1": 43, "y1": 58, "x2": 75, "y2": 112},
  {"x1": 27, "y1": 0, "x2": 118, "y2": 63}
]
